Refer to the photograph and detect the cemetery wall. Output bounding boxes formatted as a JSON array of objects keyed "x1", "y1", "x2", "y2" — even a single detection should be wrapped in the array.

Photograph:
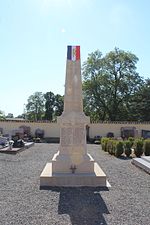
[
  {"x1": 0, "y1": 120, "x2": 59, "y2": 137},
  {"x1": 0, "y1": 120, "x2": 150, "y2": 138},
  {"x1": 89, "y1": 122, "x2": 150, "y2": 137}
]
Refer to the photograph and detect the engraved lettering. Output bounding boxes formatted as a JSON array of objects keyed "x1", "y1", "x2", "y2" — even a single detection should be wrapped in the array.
[
  {"x1": 61, "y1": 127, "x2": 73, "y2": 146},
  {"x1": 73, "y1": 127, "x2": 85, "y2": 145}
]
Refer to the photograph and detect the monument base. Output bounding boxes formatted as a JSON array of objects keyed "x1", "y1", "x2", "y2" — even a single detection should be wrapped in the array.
[{"x1": 40, "y1": 162, "x2": 108, "y2": 187}]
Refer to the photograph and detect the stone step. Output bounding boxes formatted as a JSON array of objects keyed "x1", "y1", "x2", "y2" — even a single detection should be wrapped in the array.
[
  {"x1": 132, "y1": 157, "x2": 150, "y2": 174},
  {"x1": 40, "y1": 162, "x2": 109, "y2": 187}
]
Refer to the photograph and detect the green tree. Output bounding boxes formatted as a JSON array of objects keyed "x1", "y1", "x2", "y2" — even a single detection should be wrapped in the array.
[
  {"x1": 44, "y1": 91, "x2": 55, "y2": 121},
  {"x1": 130, "y1": 79, "x2": 150, "y2": 121},
  {"x1": 82, "y1": 48, "x2": 144, "y2": 121},
  {"x1": 17, "y1": 114, "x2": 26, "y2": 119},
  {"x1": 54, "y1": 94, "x2": 64, "y2": 118},
  {"x1": 44, "y1": 92, "x2": 64, "y2": 121},
  {"x1": 0, "y1": 110, "x2": 5, "y2": 120},
  {"x1": 6, "y1": 113, "x2": 14, "y2": 118},
  {"x1": 26, "y1": 92, "x2": 45, "y2": 121}
]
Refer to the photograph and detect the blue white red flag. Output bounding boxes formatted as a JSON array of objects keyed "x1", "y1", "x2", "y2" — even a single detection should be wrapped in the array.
[{"x1": 67, "y1": 46, "x2": 80, "y2": 61}]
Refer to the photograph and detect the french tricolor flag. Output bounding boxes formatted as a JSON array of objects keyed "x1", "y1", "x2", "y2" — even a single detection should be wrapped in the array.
[{"x1": 67, "y1": 46, "x2": 80, "y2": 61}]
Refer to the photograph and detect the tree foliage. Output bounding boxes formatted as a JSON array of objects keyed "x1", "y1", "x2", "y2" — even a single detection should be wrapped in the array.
[
  {"x1": 53, "y1": 94, "x2": 64, "y2": 118},
  {"x1": 26, "y1": 92, "x2": 45, "y2": 121},
  {"x1": 129, "y1": 79, "x2": 150, "y2": 121},
  {"x1": 0, "y1": 110, "x2": 5, "y2": 120},
  {"x1": 44, "y1": 91, "x2": 55, "y2": 121},
  {"x1": 44, "y1": 92, "x2": 64, "y2": 121},
  {"x1": 25, "y1": 91, "x2": 64, "y2": 121},
  {"x1": 139, "y1": 79, "x2": 150, "y2": 121},
  {"x1": 82, "y1": 48, "x2": 144, "y2": 121}
]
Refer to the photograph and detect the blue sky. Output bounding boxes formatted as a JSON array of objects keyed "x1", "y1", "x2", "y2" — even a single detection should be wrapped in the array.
[{"x1": 0, "y1": 0, "x2": 150, "y2": 117}]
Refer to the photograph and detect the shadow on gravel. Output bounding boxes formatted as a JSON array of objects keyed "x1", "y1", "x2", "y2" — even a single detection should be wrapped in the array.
[
  {"x1": 117, "y1": 155, "x2": 133, "y2": 160},
  {"x1": 41, "y1": 187, "x2": 110, "y2": 225}
]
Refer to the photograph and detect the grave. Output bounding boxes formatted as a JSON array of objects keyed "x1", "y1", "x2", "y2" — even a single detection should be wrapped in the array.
[
  {"x1": 132, "y1": 156, "x2": 150, "y2": 174},
  {"x1": 0, "y1": 136, "x2": 8, "y2": 147},
  {"x1": 40, "y1": 46, "x2": 108, "y2": 187}
]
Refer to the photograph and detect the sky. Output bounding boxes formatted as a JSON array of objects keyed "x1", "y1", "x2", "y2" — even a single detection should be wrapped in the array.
[{"x1": 0, "y1": 0, "x2": 150, "y2": 117}]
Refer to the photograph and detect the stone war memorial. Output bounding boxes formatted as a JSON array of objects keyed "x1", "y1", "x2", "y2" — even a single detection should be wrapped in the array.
[{"x1": 40, "y1": 46, "x2": 107, "y2": 187}]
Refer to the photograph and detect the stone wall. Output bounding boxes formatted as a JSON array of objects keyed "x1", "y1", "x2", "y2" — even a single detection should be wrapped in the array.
[
  {"x1": 0, "y1": 120, "x2": 59, "y2": 137},
  {"x1": 0, "y1": 120, "x2": 150, "y2": 138},
  {"x1": 89, "y1": 122, "x2": 150, "y2": 138}
]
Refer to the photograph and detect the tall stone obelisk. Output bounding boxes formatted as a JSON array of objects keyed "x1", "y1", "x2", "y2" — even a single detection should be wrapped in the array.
[{"x1": 40, "y1": 46, "x2": 107, "y2": 187}]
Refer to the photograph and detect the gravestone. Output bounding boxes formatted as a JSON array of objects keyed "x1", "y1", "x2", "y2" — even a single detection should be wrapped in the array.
[{"x1": 40, "y1": 46, "x2": 107, "y2": 187}]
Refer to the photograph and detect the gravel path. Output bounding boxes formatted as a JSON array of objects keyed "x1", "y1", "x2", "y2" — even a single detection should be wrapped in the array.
[{"x1": 0, "y1": 143, "x2": 149, "y2": 225}]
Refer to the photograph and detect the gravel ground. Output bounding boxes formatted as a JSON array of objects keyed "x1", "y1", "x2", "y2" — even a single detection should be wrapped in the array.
[{"x1": 0, "y1": 143, "x2": 149, "y2": 225}]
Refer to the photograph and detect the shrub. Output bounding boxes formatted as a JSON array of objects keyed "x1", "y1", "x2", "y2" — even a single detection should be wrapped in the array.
[
  {"x1": 107, "y1": 140, "x2": 115, "y2": 155},
  {"x1": 112, "y1": 140, "x2": 117, "y2": 155},
  {"x1": 134, "y1": 139, "x2": 144, "y2": 157},
  {"x1": 128, "y1": 137, "x2": 134, "y2": 147},
  {"x1": 101, "y1": 138, "x2": 110, "y2": 152},
  {"x1": 124, "y1": 140, "x2": 132, "y2": 157},
  {"x1": 143, "y1": 139, "x2": 150, "y2": 156},
  {"x1": 115, "y1": 141, "x2": 124, "y2": 157}
]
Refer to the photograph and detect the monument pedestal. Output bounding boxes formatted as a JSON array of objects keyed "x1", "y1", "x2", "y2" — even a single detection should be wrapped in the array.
[
  {"x1": 40, "y1": 162, "x2": 107, "y2": 187},
  {"x1": 40, "y1": 113, "x2": 107, "y2": 187}
]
